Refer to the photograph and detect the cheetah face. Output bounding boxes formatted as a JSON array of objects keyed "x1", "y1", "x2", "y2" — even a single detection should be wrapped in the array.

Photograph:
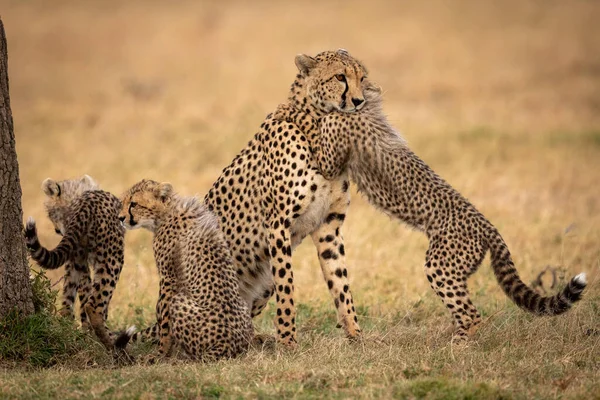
[
  {"x1": 42, "y1": 175, "x2": 99, "y2": 235},
  {"x1": 119, "y1": 180, "x2": 173, "y2": 232},
  {"x1": 296, "y1": 49, "x2": 369, "y2": 114},
  {"x1": 118, "y1": 196, "x2": 152, "y2": 231}
]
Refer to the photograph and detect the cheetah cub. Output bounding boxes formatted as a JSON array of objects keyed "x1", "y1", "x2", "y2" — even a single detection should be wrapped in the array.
[
  {"x1": 274, "y1": 83, "x2": 587, "y2": 342},
  {"x1": 116, "y1": 180, "x2": 253, "y2": 360},
  {"x1": 24, "y1": 175, "x2": 125, "y2": 350}
]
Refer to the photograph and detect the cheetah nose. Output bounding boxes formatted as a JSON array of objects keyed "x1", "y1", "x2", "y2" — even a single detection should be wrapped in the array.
[
  {"x1": 352, "y1": 98, "x2": 364, "y2": 107},
  {"x1": 119, "y1": 216, "x2": 126, "y2": 222}
]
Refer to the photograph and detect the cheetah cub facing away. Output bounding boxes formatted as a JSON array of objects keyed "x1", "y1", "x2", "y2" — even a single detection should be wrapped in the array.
[
  {"x1": 24, "y1": 175, "x2": 125, "y2": 350},
  {"x1": 274, "y1": 83, "x2": 587, "y2": 342},
  {"x1": 116, "y1": 180, "x2": 253, "y2": 360}
]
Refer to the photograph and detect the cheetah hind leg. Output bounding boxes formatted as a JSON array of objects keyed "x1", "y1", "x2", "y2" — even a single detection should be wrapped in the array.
[
  {"x1": 84, "y1": 263, "x2": 120, "y2": 350},
  {"x1": 76, "y1": 263, "x2": 92, "y2": 331},
  {"x1": 85, "y1": 301, "x2": 113, "y2": 350},
  {"x1": 424, "y1": 242, "x2": 482, "y2": 343},
  {"x1": 116, "y1": 304, "x2": 185, "y2": 361},
  {"x1": 58, "y1": 262, "x2": 80, "y2": 319},
  {"x1": 170, "y1": 293, "x2": 253, "y2": 360},
  {"x1": 168, "y1": 294, "x2": 214, "y2": 360}
]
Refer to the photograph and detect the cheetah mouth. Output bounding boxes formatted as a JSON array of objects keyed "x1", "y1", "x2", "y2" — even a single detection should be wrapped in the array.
[
  {"x1": 121, "y1": 219, "x2": 138, "y2": 230},
  {"x1": 338, "y1": 101, "x2": 364, "y2": 113}
]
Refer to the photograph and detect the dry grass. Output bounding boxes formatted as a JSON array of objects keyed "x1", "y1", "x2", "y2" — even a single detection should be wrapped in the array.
[{"x1": 1, "y1": 0, "x2": 599, "y2": 398}]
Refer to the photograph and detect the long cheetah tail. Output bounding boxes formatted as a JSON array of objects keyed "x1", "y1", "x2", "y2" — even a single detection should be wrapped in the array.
[
  {"x1": 489, "y1": 230, "x2": 586, "y2": 315},
  {"x1": 24, "y1": 217, "x2": 74, "y2": 269}
]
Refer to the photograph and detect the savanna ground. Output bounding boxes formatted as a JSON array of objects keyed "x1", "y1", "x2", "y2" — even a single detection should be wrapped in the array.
[{"x1": 1, "y1": 0, "x2": 600, "y2": 398}]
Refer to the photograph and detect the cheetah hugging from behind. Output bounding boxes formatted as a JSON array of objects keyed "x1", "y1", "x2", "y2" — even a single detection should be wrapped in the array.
[
  {"x1": 115, "y1": 180, "x2": 253, "y2": 361},
  {"x1": 24, "y1": 175, "x2": 125, "y2": 350},
  {"x1": 272, "y1": 53, "x2": 587, "y2": 342}
]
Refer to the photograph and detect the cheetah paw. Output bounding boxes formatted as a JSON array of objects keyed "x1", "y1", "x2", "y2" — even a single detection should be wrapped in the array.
[
  {"x1": 277, "y1": 336, "x2": 299, "y2": 350},
  {"x1": 139, "y1": 353, "x2": 160, "y2": 365},
  {"x1": 272, "y1": 103, "x2": 296, "y2": 123}
]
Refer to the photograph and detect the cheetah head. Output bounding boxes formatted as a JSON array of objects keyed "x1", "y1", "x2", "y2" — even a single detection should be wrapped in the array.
[
  {"x1": 41, "y1": 175, "x2": 99, "y2": 235},
  {"x1": 295, "y1": 49, "x2": 369, "y2": 114},
  {"x1": 119, "y1": 179, "x2": 173, "y2": 232}
]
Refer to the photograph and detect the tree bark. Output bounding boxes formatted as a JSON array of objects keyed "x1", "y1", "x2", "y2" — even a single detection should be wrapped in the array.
[{"x1": 0, "y1": 17, "x2": 33, "y2": 318}]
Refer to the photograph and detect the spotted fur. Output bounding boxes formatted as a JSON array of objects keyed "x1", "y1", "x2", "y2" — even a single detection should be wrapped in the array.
[
  {"x1": 116, "y1": 180, "x2": 253, "y2": 360},
  {"x1": 273, "y1": 82, "x2": 587, "y2": 341},
  {"x1": 203, "y1": 49, "x2": 373, "y2": 346},
  {"x1": 24, "y1": 175, "x2": 124, "y2": 349}
]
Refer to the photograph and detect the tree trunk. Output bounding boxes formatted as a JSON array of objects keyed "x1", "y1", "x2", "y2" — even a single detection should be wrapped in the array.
[{"x1": 0, "y1": 18, "x2": 33, "y2": 318}]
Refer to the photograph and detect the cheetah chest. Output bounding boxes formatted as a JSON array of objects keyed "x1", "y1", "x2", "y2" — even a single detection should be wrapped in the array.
[{"x1": 290, "y1": 174, "x2": 349, "y2": 248}]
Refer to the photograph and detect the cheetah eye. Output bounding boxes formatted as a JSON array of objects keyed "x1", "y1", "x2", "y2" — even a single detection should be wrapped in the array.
[
  {"x1": 130, "y1": 202, "x2": 137, "y2": 208},
  {"x1": 361, "y1": 76, "x2": 365, "y2": 82},
  {"x1": 335, "y1": 74, "x2": 345, "y2": 82}
]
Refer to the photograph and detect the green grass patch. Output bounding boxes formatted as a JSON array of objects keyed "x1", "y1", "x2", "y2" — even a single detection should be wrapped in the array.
[
  {"x1": 0, "y1": 309, "x2": 96, "y2": 367},
  {"x1": 393, "y1": 378, "x2": 515, "y2": 400},
  {"x1": 545, "y1": 130, "x2": 600, "y2": 148},
  {"x1": 456, "y1": 126, "x2": 501, "y2": 143},
  {"x1": 0, "y1": 269, "x2": 107, "y2": 368}
]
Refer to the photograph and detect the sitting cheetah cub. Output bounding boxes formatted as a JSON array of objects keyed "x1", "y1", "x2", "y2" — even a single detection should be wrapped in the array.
[
  {"x1": 24, "y1": 175, "x2": 125, "y2": 350},
  {"x1": 274, "y1": 84, "x2": 587, "y2": 342},
  {"x1": 116, "y1": 180, "x2": 253, "y2": 360}
]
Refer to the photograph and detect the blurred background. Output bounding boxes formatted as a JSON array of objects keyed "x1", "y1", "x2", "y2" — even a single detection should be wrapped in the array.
[{"x1": 2, "y1": 0, "x2": 598, "y2": 325}]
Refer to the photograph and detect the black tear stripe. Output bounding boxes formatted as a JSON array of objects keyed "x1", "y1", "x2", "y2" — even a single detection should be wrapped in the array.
[
  {"x1": 128, "y1": 203, "x2": 136, "y2": 225},
  {"x1": 56, "y1": 184, "x2": 61, "y2": 196},
  {"x1": 341, "y1": 80, "x2": 348, "y2": 106}
]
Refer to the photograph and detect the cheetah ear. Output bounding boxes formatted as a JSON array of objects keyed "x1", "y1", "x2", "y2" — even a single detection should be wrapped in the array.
[
  {"x1": 80, "y1": 174, "x2": 98, "y2": 188},
  {"x1": 155, "y1": 182, "x2": 173, "y2": 202},
  {"x1": 337, "y1": 48, "x2": 349, "y2": 56},
  {"x1": 42, "y1": 178, "x2": 61, "y2": 197},
  {"x1": 295, "y1": 54, "x2": 317, "y2": 75}
]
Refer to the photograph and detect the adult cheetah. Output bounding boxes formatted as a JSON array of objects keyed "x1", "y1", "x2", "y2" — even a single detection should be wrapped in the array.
[
  {"x1": 204, "y1": 49, "x2": 371, "y2": 346},
  {"x1": 24, "y1": 175, "x2": 125, "y2": 349},
  {"x1": 273, "y1": 81, "x2": 587, "y2": 341},
  {"x1": 116, "y1": 180, "x2": 253, "y2": 360}
]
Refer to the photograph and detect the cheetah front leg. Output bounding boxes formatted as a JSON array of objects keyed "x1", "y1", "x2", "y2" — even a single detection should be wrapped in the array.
[
  {"x1": 75, "y1": 262, "x2": 92, "y2": 330},
  {"x1": 310, "y1": 186, "x2": 361, "y2": 339},
  {"x1": 127, "y1": 279, "x2": 175, "y2": 364},
  {"x1": 154, "y1": 276, "x2": 175, "y2": 358},
  {"x1": 268, "y1": 222, "x2": 297, "y2": 347}
]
